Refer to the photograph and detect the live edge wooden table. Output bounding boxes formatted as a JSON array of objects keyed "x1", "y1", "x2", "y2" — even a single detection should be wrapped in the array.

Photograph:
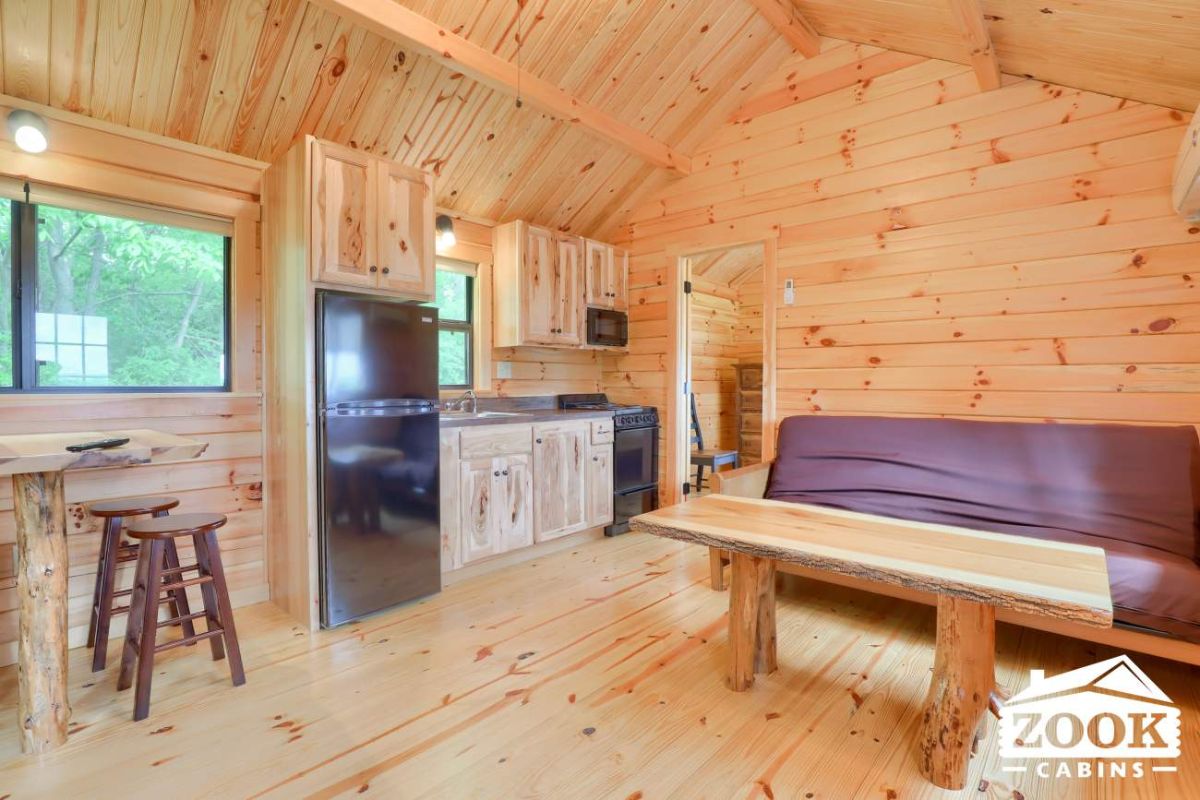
[
  {"x1": 0, "y1": 430, "x2": 207, "y2": 755},
  {"x1": 630, "y1": 494, "x2": 1113, "y2": 791}
]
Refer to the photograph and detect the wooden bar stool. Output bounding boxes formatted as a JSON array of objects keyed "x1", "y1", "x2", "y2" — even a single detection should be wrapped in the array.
[
  {"x1": 118, "y1": 513, "x2": 245, "y2": 721},
  {"x1": 86, "y1": 496, "x2": 196, "y2": 672}
]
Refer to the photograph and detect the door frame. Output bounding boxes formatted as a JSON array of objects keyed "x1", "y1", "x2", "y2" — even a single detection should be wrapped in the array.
[{"x1": 664, "y1": 234, "x2": 778, "y2": 506}]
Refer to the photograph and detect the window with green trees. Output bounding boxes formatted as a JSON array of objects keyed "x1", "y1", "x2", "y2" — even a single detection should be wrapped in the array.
[
  {"x1": 0, "y1": 195, "x2": 230, "y2": 391},
  {"x1": 430, "y1": 266, "x2": 473, "y2": 389}
]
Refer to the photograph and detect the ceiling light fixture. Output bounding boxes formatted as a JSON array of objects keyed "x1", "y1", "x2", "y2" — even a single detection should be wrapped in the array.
[
  {"x1": 435, "y1": 214, "x2": 457, "y2": 250},
  {"x1": 7, "y1": 109, "x2": 48, "y2": 154}
]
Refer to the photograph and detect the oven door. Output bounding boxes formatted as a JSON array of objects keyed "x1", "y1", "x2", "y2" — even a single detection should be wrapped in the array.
[
  {"x1": 613, "y1": 425, "x2": 658, "y2": 492},
  {"x1": 587, "y1": 307, "x2": 628, "y2": 347}
]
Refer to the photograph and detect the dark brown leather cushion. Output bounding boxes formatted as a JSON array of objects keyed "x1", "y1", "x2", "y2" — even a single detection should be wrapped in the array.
[{"x1": 765, "y1": 415, "x2": 1200, "y2": 640}]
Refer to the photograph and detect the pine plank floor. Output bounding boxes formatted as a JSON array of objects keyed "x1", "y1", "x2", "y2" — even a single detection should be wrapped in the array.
[{"x1": 0, "y1": 532, "x2": 1196, "y2": 799}]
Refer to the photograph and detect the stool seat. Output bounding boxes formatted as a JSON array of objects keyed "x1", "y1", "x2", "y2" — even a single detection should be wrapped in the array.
[
  {"x1": 127, "y1": 513, "x2": 226, "y2": 540},
  {"x1": 88, "y1": 496, "x2": 180, "y2": 518}
]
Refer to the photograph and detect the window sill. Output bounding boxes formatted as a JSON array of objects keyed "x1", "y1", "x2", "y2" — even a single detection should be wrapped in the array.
[{"x1": 0, "y1": 390, "x2": 262, "y2": 403}]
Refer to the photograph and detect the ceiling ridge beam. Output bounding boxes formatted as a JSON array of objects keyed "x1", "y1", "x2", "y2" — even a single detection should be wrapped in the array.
[
  {"x1": 948, "y1": 0, "x2": 1002, "y2": 91},
  {"x1": 745, "y1": 0, "x2": 821, "y2": 59},
  {"x1": 310, "y1": 0, "x2": 692, "y2": 175}
]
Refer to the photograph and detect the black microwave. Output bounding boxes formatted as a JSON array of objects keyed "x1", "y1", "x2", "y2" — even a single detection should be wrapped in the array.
[{"x1": 586, "y1": 307, "x2": 628, "y2": 347}]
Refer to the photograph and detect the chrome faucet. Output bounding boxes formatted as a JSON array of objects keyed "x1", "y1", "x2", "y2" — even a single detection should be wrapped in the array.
[{"x1": 448, "y1": 389, "x2": 477, "y2": 413}]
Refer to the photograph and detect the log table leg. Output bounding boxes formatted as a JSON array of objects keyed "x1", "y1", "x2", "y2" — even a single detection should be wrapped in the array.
[
  {"x1": 726, "y1": 552, "x2": 777, "y2": 691},
  {"x1": 11, "y1": 471, "x2": 71, "y2": 754},
  {"x1": 918, "y1": 596, "x2": 996, "y2": 790},
  {"x1": 709, "y1": 547, "x2": 727, "y2": 591}
]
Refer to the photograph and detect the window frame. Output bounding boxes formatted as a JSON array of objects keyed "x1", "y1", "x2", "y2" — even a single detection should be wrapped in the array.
[
  {"x1": 434, "y1": 264, "x2": 474, "y2": 391},
  {"x1": 1, "y1": 197, "x2": 233, "y2": 394}
]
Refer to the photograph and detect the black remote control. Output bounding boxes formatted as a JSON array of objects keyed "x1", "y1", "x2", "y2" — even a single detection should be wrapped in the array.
[{"x1": 65, "y1": 437, "x2": 131, "y2": 453}]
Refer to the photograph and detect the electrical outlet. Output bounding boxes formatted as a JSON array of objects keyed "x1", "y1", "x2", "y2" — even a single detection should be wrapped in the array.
[
  {"x1": 496, "y1": 361, "x2": 512, "y2": 379},
  {"x1": 784, "y1": 278, "x2": 795, "y2": 306}
]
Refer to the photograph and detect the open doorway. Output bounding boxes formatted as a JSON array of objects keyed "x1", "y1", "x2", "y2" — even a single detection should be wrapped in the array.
[{"x1": 680, "y1": 243, "x2": 766, "y2": 498}]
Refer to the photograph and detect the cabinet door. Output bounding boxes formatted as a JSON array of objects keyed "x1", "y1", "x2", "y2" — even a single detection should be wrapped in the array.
[
  {"x1": 376, "y1": 160, "x2": 434, "y2": 299},
  {"x1": 555, "y1": 235, "x2": 584, "y2": 345},
  {"x1": 522, "y1": 225, "x2": 560, "y2": 344},
  {"x1": 610, "y1": 247, "x2": 629, "y2": 311},
  {"x1": 587, "y1": 442, "x2": 613, "y2": 527},
  {"x1": 496, "y1": 454, "x2": 533, "y2": 552},
  {"x1": 311, "y1": 140, "x2": 376, "y2": 287},
  {"x1": 459, "y1": 458, "x2": 500, "y2": 564},
  {"x1": 584, "y1": 239, "x2": 611, "y2": 307},
  {"x1": 533, "y1": 423, "x2": 588, "y2": 541}
]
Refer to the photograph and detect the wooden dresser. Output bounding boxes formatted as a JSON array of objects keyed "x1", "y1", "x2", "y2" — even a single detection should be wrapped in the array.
[{"x1": 735, "y1": 363, "x2": 763, "y2": 465}]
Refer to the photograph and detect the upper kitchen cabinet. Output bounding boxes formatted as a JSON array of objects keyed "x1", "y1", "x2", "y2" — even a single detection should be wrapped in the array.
[
  {"x1": 309, "y1": 138, "x2": 435, "y2": 299},
  {"x1": 493, "y1": 221, "x2": 584, "y2": 347},
  {"x1": 584, "y1": 240, "x2": 628, "y2": 311}
]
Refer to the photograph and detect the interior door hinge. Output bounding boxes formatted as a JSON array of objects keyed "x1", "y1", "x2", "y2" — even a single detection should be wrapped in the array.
[
  {"x1": 682, "y1": 481, "x2": 691, "y2": 496},
  {"x1": 683, "y1": 280, "x2": 692, "y2": 294}
]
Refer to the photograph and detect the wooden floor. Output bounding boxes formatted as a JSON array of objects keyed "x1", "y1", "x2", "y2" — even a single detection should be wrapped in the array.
[{"x1": 0, "y1": 533, "x2": 1197, "y2": 799}]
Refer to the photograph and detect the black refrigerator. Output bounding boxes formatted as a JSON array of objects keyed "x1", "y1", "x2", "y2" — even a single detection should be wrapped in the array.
[{"x1": 316, "y1": 291, "x2": 441, "y2": 627}]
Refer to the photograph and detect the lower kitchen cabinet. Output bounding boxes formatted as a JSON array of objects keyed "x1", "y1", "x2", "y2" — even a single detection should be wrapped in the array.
[
  {"x1": 532, "y1": 421, "x2": 589, "y2": 542},
  {"x1": 459, "y1": 454, "x2": 533, "y2": 565},
  {"x1": 586, "y1": 441, "x2": 613, "y2": 528},
  {"x1": 440, "y1": 418, "x2": 613, "y2": 571}
]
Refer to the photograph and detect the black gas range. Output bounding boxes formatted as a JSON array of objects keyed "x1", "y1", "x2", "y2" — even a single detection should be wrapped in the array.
[{"x1": 559, "y1": 394, "x2": 659, "y2": 535}]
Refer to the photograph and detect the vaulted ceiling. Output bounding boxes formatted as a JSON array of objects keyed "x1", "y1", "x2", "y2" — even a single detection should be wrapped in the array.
[
  {"x1": 0, "y1": 1, "x2": 1195, "y2": 239},
  {"x1": 0, "y1": 0, "x2": 791, "y2": 236},
  {"x1": 690, "y1": 244, "x2": 763, "y2": 288}
]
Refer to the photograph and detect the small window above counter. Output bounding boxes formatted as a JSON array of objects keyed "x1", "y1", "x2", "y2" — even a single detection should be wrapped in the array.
[{"x1": 492, "y1": 220, "x2": 629, "y2": 350}]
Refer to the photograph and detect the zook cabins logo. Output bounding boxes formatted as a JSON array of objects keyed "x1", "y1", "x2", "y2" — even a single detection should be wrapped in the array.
[{"x1": 998, "y1": 654, "x2": 1181, "y2": 779}]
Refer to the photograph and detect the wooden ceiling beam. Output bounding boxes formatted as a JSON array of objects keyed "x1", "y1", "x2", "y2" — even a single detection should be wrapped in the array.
[
  {"x1": 745, "y1": 0, "x2": 821, "y2": 59},
  {"x1": 948, "y1": 0, "x2": 1002, "y2": 91},
  {"x1": 310, "y1": 0, "x2": 692, "y2": 175}
]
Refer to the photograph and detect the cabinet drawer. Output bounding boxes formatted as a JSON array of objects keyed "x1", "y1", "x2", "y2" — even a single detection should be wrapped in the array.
[
  {"x1": 591, "y1": 418, "x2": 614, "y2": 444},
  {"x1": 459, "y1": 424, "x2": 532, "y2": 458}
]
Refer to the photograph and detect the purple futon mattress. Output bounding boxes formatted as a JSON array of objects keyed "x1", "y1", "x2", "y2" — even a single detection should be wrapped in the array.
[{"x1": 764, "y1": 415, "x2": 1200, "y2": 642}]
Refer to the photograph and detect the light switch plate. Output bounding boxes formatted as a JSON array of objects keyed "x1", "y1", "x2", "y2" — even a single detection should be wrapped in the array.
[
  {"x1": 496, "y1": 361, "x2": 513, "y2": 379},
  {"x1": 784, "y1": 278, "x2": 795, "y2": 306}
]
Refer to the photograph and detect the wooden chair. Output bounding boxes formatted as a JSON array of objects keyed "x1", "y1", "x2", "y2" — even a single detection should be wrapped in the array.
[
  {"x1": 689, "y1": 393, "x2": 739, "y2": 493},
  {"x1": 119, "y1": 513, "x2": 245, "y2": 721},
  {"x1": 86, "y1": 496, "x2": 195, "y2": 672}
]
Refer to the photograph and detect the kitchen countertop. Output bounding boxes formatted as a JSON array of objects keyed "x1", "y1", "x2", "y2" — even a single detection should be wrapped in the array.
[{"x1": 439, "y1": 407, "x2": 613, "y2": 428}]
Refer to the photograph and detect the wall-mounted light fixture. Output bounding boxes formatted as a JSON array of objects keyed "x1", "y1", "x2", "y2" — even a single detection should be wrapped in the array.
[
  {"x1": 435, "y1": 214, "x2": 457, "y2": 250},
  {"x1": 7, "y1": 109, "x2": 48, "y2": 154}
]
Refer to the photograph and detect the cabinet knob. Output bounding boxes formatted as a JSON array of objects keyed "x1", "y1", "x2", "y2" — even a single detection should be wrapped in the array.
[
  {"x1": 592, "y1": 456, "x2": 598, "y2": 462},
  {"x1": 502, "y1": 470, "x2": 509, "y2": 476},
  {"x1": 536, "y1": 438, "x2": 542, "y2": 444},
  {"x1": 382, "y1": 266, "x2": 390, "y2": 275},
  {"x1": 369, "y1": 265, "x2": 378, "y2": 273},
  {"x1": 494, "y1": 470, "x2": 500, "y2": 477}
]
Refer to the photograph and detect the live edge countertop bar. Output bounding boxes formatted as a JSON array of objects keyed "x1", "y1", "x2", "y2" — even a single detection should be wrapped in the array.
[{"x1": 0, "y1": 430, "x2": 207, "y2": 755}]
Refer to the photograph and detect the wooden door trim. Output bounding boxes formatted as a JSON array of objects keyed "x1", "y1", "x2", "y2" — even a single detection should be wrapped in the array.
[{"x1": 665, "y1": 234, "x2": 779, "y2": 506}]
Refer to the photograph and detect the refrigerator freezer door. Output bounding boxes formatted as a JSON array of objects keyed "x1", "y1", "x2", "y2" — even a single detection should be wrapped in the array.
[
  {"x1": 319, "y1": 292, "x2": 439, "y2": 406},
  {"x1": 319, "y1": 409, "x2": 441, "y2": 626}
]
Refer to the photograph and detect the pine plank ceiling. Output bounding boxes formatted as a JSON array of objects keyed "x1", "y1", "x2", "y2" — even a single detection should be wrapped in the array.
[
  {"x1": 0, "y1": 0, "x2": 792, "y2": 236},
  {"x1": 0, "y1": 1, "x2": 1195, "y2": 238},
  {"x1": 691, "y1": 244, "x2": 763, "y2": 287}
]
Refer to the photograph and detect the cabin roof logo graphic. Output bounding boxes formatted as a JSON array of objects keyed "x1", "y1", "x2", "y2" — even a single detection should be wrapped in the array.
[{"x1": 998, "y1": 654, "x2": 1182, "y2": 764}]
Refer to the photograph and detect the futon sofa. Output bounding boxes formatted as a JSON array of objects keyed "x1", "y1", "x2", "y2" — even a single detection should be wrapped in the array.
[{"x1": 754, "y1": 415, "x2": 1200, "y2": 643}]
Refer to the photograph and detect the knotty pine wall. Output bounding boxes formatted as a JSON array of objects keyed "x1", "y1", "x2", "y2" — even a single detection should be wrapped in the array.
[
  {"x1": 0, "y1": 97, "x2": 268, "y2": 665},
  {"x1": 607, "y1": 41, "x2": 1199, "y2": 494}
]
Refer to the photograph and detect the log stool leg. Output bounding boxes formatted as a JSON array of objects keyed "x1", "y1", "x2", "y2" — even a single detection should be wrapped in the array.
[
  {"x1": 918, "y1": 596, "x2": 996, "y2": 790},
  {"x1": 196, "y1": 530, "x2": 245, "y2": 685},
  {"x1": 726, "y1": 552, "x2": 777, "y2": 691}
]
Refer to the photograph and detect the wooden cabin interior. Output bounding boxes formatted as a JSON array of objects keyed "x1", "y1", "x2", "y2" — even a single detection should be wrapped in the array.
[{"x1": 0, "y1": 0, "x2": 1197, "y2": 797}]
